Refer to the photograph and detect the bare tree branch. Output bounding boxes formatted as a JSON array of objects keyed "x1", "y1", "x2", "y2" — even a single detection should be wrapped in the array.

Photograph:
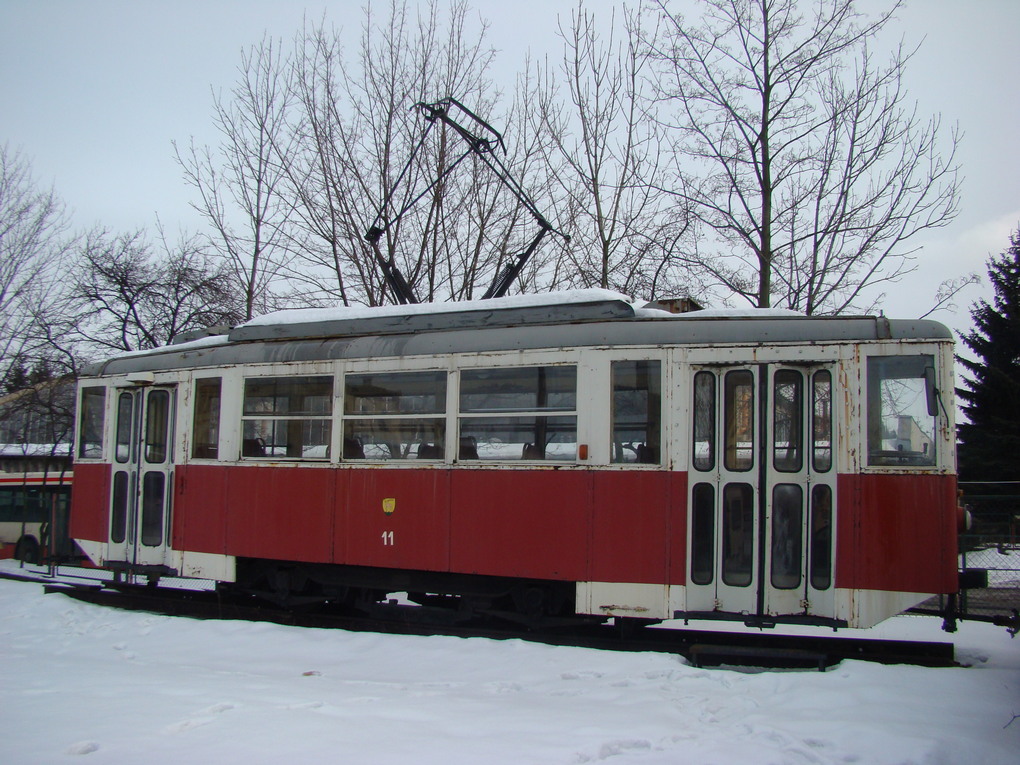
[{"x1": 644, "y1": 0, "x2": 961, "y2": 313}]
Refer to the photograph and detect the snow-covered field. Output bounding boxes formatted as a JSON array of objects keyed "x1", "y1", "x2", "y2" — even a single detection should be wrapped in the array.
[{"x1": 1, "y1": 564, "x2": 1017, "y2": 764}]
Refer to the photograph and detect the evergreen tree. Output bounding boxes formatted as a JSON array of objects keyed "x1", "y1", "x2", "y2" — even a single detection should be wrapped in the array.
[{"x1": 956, "y1": 228, "x2": 1020, "y2": 480}]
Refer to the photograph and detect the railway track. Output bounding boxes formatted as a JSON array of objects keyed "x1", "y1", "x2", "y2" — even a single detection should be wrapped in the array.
[{"x1": 2, "y1": 568, "x2": 956, "y2": 669}]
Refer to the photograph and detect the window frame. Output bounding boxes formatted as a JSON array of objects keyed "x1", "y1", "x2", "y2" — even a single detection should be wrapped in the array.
[
  {"x1": 457, "y1": 362, "x2": 580, "y2": 463},
  {"x1": 610, "y1": 359, "x2": 663, "y2": 465},
  {"x1": 341, "y1": 369, "x2": 449, "y2": 462},
  {"x1": 239, "y1": 374, "x2": 335, "y2": 461},
  {"x1": 865, "y1": 354, "x2": 938, "y2": 468},
  {"x1": 191, "y1": 376, "x2": 222, "y2": 460},
  {"x1": 76, "y1": 386, "x2": 107, "y2": 460}
]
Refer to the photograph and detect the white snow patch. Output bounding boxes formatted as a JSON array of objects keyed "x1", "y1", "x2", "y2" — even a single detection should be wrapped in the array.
[{"x1": 1, "y1": 569, "x2": 1017, "y2": 764}]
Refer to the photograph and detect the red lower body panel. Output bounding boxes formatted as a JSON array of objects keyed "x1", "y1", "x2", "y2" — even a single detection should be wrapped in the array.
[
  {"x1": 170, "y1": 465, "x2": 687, "y2": 586},
  {"x1": 836, "y1": 473, "x2": 958, "y2": 594},
  {"x1": 68, "y1": 462, "x2": 110, "y2": 543},
  {"x1": 76, "y1": 463, "x2": 957, "y2": 597}
]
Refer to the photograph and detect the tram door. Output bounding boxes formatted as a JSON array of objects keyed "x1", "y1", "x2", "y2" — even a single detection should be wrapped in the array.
[
  {"x1": 107, "y1": 386, "x2": 176, "y2": 570},
  {"x1": 686, "y1": 364, "x2": 836, "y2": 621}
]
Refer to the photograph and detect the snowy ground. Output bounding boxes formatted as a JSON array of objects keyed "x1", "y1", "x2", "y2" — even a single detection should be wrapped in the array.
[{"x1": 1, "y1": 563, "x2": 1018, "y2": 765}]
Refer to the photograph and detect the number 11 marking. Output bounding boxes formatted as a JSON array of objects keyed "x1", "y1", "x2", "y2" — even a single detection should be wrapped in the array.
[{"x1": 381, "y1": 531, "x2": 395, "y2": 546}]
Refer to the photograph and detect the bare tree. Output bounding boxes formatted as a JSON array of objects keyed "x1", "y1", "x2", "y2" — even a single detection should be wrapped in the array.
[
  {"x1": 645, "y1": 0, "x2": 960, "y2": 312},
  {"x1": 175, "y1": 36, "x2": 299, "y2": 320},
  {"x1": 68, "y1": 227, "x2": 242, "y2": 353},
  {"x1": 0, "y1": 145, "x2": 73, "y2": 372},
  {"x1": 535, "y1": 4, "x2": 693, "y2": 299},
  {"x1": 285, "y1": 1, "x2": 510, "y2": 306}
]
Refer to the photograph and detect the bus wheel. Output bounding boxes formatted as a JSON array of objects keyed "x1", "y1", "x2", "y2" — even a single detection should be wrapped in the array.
[{"x1": 15, "y1": 536, "x2": 41, "y2": 565}]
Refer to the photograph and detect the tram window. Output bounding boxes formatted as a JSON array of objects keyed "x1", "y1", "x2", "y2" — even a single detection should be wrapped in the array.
[
  {"x1": 459, "y1": 416, "x2": 576, "y2": 460},
  {"x1": 611, "y1": 361, "x2": 661, "y2": 464},
  {"x1": 692, "y1": 371, "x2": 716, "y2": 471},
  {"x1": 460, "y1": 366, "x2": 576, "y2": 413},
  {"x1": 192, "y1": 378, "x2": 221, "y2": 459},
  {"x1": 110, "y1": 472, "x2": 128, "y2": 544},
  {"x1": 343, "y1": 371, "x2": 446, "y2": 460},
  {"x1": 721, "y1": 483, "x2": 753, "y2": 587},
  {"x1": 770, "y1": 484, "x2": 803, "y2": 589},
  {"x1": 242, "y1": 376, "x2": 333, "y2": 459},
  {"x1": 140, "y1": 472, "x2": 165, "y2": 547},
  {"x1": 690, "y1": 483, "x2": 715, "y2": 585},
  {"x1": 144, "y1": 390, "x2": 171, "y2": 464},
  {"x1": 723, "y1": 371, "x2": 754, "y2": 472},
  {"x1": 866, "y1": 356, "x2": 936, "y2": 467},
  {"x1": 115, "y1": 393, "x2": 134, "y2": 464},
  {"x1": 773, "y1": 370, "x2": 803, "y2": 473},
  {"x1": 812, "y1": 371, "x2": 832, "y2": 472},
  {"x1": 809, "y1": 485, "x2": 832, "y2": 590},
  {"x1": 78, "y1": 387, "x2": 106, "y2": 459},
  {"x1": 459, "y1": 366, "x2": 577, "y2": 461}
]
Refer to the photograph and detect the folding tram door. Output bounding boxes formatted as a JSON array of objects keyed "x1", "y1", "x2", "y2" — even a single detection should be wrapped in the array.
[
  {"x1": 106, "y1": 385, "x2": 177, "y2": 571},
  {"x1": 685, "y1": 362, "x2": 836, "y2": 624}
]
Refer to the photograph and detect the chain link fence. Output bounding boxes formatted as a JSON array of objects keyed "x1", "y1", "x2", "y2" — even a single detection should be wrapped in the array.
[{"x1": 958, "y1": 482, "x2": 1020, "y2": 622}]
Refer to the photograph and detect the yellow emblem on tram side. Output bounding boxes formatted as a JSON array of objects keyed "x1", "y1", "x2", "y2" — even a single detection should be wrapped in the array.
[{"x1": 382, "y1": 497, "x2": 396, "y2": 515}]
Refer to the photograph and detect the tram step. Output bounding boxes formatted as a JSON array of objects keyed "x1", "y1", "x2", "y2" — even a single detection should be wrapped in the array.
[{"x1": 687, "y1": 643, "x2": 829, "y2": 671}]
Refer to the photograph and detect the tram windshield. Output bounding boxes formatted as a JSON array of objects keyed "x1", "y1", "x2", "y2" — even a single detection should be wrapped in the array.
[{"x1": 866, "y1": 355, "x2": 937, "y2": 466}]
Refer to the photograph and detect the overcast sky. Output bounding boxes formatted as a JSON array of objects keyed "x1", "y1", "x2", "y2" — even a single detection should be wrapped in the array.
[{"x1": 2, "y1": 0, "x2": 1017, "y2": 340}]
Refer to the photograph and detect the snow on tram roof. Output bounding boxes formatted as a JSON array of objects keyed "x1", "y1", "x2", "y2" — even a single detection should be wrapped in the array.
[
  {"x1": 240, "y1": 289, "x2": 640, "y2": 328},
  {"x1": 226, "y1": 288, "x2": 643, "y2": 343},
  {"x1": 85, "y1": 290, "x2": 950, "y2": 376}
]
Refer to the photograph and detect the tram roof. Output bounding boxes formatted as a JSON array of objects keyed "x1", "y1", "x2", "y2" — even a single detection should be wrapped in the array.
[{"x1": 82, "y1": 289, "x2": 953, "y2": 377}]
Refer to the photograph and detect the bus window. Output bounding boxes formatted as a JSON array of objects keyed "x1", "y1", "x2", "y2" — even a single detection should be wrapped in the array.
[
  {"x1": 866, "y1": 356, "x2": 936, "y2": 466},
  {"x1": 611, "y1": 360, "x2": 661, "y2": 464},
  {"x1": 78, "y1": 387, "x2": 106, "y2": 459}
]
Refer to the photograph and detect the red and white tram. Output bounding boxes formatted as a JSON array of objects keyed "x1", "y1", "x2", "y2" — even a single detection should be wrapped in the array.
[{"x1": 69, "y1": 290, "x2": 959, "y2": 629}]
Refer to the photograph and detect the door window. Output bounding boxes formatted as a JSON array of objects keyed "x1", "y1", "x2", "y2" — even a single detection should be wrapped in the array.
[
  {"x1": 116, "y1": 392, "x2": 134, "y2": 464},
  {"x1": 723, "y1": 371, "x2": 754, "y2": 471},
  {"x1": 145, "y1": 390, "x2": 171, "y2": 464},
  {"x1": 809, "y1": 485, "x2": 833, "y2": 590},
  {"x1": 770, "y1": 484, "x2": 804, "y2": 589},
  {"x1": 721, "y1": 483, "x2": 754, "y2": 587},
  {"x1": 812, "y1": 371, "x2": 833, "y2": 472},
  {"x1": 692, "y1": 371, "x2": 716, "y2": 471},
  {"x1": 690, "y1": 483, "x2": 715, "y2": 585},
  {"x1": 772, "y1": 370, "x2": 803, "y2": 472}
]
